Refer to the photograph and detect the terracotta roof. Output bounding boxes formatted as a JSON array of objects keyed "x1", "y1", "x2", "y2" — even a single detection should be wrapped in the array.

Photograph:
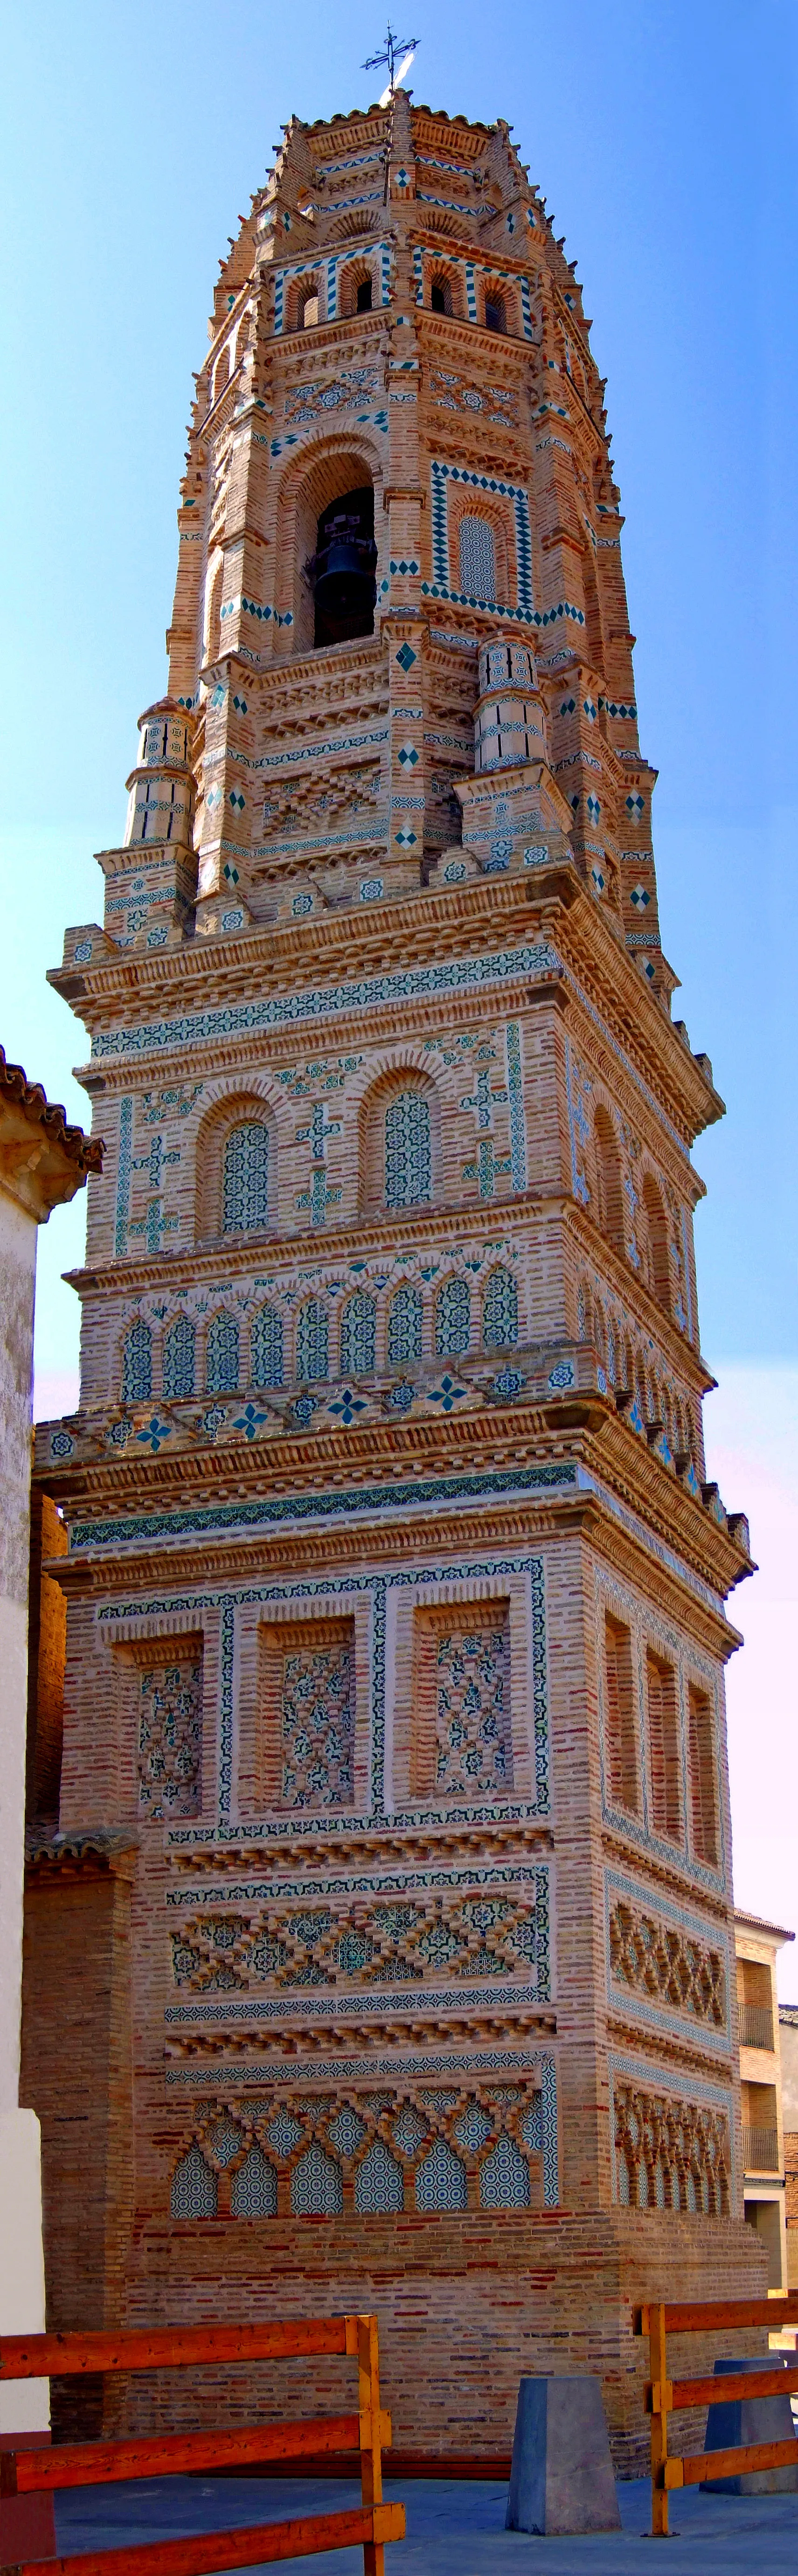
[
  {"x1": 734, "y1": 1905, "x2": 795, "y2": 1945},
  {"x1": 0, "y1": 1047, "x2": 103, "y2": 1175}
]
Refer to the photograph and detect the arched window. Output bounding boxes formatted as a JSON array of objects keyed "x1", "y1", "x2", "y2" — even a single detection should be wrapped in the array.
[
  {"x1": 384, "y1": 1090, "x2": 432, "y2": 1209},
  {"x1": 646, "y1": 1648, "x2": 681, "y2": 1841},
  {"x1": 593, "y1": 1106, "x2": 624, "y2": 1247},
  {"x1": 204, "y1": 556, "x2": 224, "y2": 663},
  {"x1": 688, "y1": 1684, "x2": 718, "y2": 1866},
  {"x1": 222, "y1": 1120, "x2": 269, "y2": 1236},
  {"x1": 122, "y1": 1318, "x2": 152, "y2": 1402},
  {"x1": 162, "y1": 1315, "x2": 195, "y2": 1399},
  {"x1": 388, "y1": 1282, "x2": 423, "y2": 1367},
  {"x1": 296, "y1": 1298, "x2": 329, "y2": 1382},
  {"x1": 458, "y1": 514, "x2": 496, "y2": 600},
  {"x1": 206, "y1": 1312, "x2": 240, "y2": 1394},
  {"x1": 339, "y1": 263, "x2": 375, "y2": 319},
  {"x1": 484, "y1": 292, "x2": 507, "y2": 333},
  {"x1": 340, "y1": 1291, "x2": 376, "y2": 1377},
  {"x1": 430, "y1": 276, "x2": 452, "y2": 315},
  {"x1": 250, "y1": 1304, "x2": 284, "y2": 1389},
  {"x1": 641, "y1": 1174, "x2": 671, "y2": 1312},
  {"x1": 604, "y1": 1613, "x2": 639, "y2": 1814},
  {"x1": 436, "y1": 1276, "x2": 471, "y2": 1356},
  {"x1": 482, "y1": 1267, "x2": 518, "y2": 1350},
  {"x1": 295, "y1": 279, "x2": 319, "y2": 330}
]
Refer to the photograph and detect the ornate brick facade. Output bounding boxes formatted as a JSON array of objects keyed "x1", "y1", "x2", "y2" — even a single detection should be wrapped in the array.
[{"x1": 24, "y1": 90, "x2": 765, "y2": 2466}]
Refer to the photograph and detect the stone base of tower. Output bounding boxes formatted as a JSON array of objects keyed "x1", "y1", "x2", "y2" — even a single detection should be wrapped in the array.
[{"x1": 106, "y1": 2210, "x2": 767, "y2": 2477}]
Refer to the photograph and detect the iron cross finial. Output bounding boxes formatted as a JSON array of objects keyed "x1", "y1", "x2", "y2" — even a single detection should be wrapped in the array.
[{"x1": 362, "y1": 23, "x2": 418, "y2": 104}]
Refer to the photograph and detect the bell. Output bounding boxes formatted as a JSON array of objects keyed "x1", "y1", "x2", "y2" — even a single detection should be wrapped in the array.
[{"x1": 310, "y1": 486, "x2": 377, "y2": 646}]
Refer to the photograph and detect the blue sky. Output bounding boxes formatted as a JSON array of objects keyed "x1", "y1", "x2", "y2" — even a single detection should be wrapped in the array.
[{"x1": 2, "y1": 0, "x2": 796, "y2": 1951}]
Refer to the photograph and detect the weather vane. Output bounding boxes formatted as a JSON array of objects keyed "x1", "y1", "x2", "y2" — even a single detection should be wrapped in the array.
[{"x1": 362, "y1": 23, "x2": 419, "y2": 107}]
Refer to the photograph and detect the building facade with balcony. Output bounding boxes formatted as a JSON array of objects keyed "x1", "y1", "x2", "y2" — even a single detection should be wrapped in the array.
[
  {"x1": 779, "y1": 2003, "x2": 798, "y2": 2292},
  {"x1": 735, "y1": 1909, "x2": 795, "y2": 2290}
]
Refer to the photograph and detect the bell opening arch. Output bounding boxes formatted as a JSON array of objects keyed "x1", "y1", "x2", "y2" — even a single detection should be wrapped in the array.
[{"x1": 276, "y1": 440, "x2": 384, "y2": 657}]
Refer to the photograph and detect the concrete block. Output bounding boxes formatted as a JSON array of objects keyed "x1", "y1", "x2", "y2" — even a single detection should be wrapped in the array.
[
  {"x1": 505, "y1": 2375, "x2": 621, "y2": 2534},
  {"x1": 703, "y1": 2354, "x2": 798, "y2": 2493}
]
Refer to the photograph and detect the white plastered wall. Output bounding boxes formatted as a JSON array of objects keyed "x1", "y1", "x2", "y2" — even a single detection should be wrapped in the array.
[{"x1": 0, "y1": 1183, "x2": 49, "y2": 2428}]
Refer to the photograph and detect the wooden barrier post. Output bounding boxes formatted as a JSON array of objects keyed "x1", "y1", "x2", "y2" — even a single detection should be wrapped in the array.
[
  {"x1": 647, "y1": 2304, "x2": 670, "y2": 2538},
  {"x1": 636, "y1": 2293, "x2": 798, "y2": 2535},
  {"x1": 354, "y1": 2315, "x2": 384, "y2": 2576}
]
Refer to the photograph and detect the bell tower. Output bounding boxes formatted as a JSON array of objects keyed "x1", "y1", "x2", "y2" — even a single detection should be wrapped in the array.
[{"x1": 30, "y1": 83, "x2": 763, "y2": 2468}]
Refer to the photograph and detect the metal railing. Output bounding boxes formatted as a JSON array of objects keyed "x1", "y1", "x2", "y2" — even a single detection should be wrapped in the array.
[
  {"x1": 742, "y1": 2122, "x2": 780, "y2": 2173},
  {"x1": 738, "y1": 2003, "x2": 775, "y2": 2052}
]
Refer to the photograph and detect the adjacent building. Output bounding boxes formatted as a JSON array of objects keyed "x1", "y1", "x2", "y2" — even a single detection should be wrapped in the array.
[
  {"x1": 0, "y1": 1048, "x2": 100, "y2": 2459},
  {"x1": 734, "y1": 1910, "x2": 795, "y2": 2292},
  {"x1": 23, "y1": 90, "x2": 766, "y2": 2469},
  {"x1": 779, "y1": 2003, "x2": 798, "y2": 2291}
]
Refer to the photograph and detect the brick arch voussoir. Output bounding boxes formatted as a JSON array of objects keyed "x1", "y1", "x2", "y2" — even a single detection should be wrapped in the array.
[
  {"x1": 347, "y1": 1042, "x2": 442, "y2": 1117},
  {"x1": 275, "y1": 426, "x2": 386, "y2": 520}
]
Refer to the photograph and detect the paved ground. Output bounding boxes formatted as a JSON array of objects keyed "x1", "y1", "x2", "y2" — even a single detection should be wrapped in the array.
[{"x1": 56, "y1": 2467, "x2": 798, "y2": 2576}]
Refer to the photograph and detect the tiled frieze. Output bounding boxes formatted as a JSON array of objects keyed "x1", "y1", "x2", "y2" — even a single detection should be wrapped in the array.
[
  {"x1": 89, "y1": 942, "x2": 561, "y2": 1060},
  {"x1": 168, "y1": 2070, "x2": 554, "y2": 2215},
  {"x1": 162, "y1": 2046, "x2": 560, "y2": 2210},
  {"x1": 604, "y1": 1867, "x2": 729, "y2": 2054},
  {"x1": 168, "y1": 1870, "x2": 549, "y2": 1999},
  {"x1": 608, "y1": 2050, "x2": 733, "y2": 2213},
  {"x1": 68, "y1": 1457, "x2": 575, "y2": 1562}
]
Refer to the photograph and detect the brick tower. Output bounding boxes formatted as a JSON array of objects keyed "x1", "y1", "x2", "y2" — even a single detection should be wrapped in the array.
[{"x1": 27, "y1": 88, "x2": 763, "y2": 2465}]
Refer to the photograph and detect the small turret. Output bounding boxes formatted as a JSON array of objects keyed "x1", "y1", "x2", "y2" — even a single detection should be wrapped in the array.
[
  {"x1": 124, "y1": 700, "x2": 194, "y2": 847},
  {"x1": 474, "y1": 636, "x2": 548, "y2": 772}
]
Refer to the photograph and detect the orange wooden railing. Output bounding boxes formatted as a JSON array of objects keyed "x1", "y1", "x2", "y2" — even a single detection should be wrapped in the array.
[
  {"x1": 0, "y1": 2316, "x2": 404, "y2": 2576},
  {"x1": 634, "y1": 2295, "x2": 798, "y2": 2535}
]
